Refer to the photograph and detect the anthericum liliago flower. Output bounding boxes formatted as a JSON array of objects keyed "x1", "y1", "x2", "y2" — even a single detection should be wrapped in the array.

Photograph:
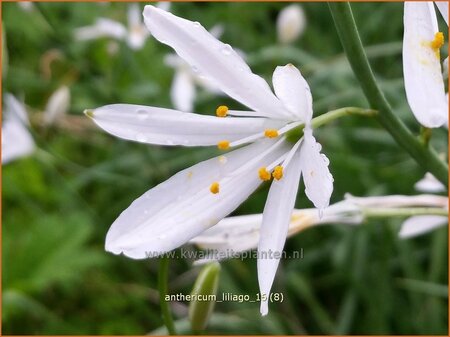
[
  {"x1": 85, "y1": 5, "x2": 334, "y2": 315},
  {"x1": 403, "y1": 1, "x2": 448, "y2": 127}
]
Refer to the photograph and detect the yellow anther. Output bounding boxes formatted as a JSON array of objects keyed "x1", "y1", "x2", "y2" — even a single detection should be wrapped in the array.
[
  {"x1": 209, "y1": 182, "x2": 220, "y2": 194},
  {"x1": 272, "y1": 166, "x2": 284, "y2": 180},
  {"x1": 264, "y1": 129, "x2": 279, "y2": 138},
  {"x1": 431, "y1": 32, "x2": 444, "y2": 50},
  {"x1": 217, "y1": 140, "x2": 230, "y2": 150},
  {"x1": 258, "y1": 167, "x2": 272, "y2": 181},
  {"x1": 216, "y1": 105, "x2": 229, "y2": 117}
]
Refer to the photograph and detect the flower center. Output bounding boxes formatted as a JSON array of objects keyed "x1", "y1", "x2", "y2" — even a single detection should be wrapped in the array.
[
  {"x1": 209, "y1": 182, "x2": 220, "y2": 194},
  {"x1": 431, "y1": 32, "x2": 444, "y2": 58}
]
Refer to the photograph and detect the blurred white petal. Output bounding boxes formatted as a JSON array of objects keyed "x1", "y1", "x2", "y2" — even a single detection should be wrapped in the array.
[
  {"x1": 105, "y1": 139, "x2": 289, "y2": 259},
  {"x1": 127, "y1": 4, "x2": 150, "y2": 49},
  {"x1": 2, "y1": 95, "x2": 35, "y2": 164},
  {"x1": 258, "y1": 142, "x2": 302, "y2": 316},
  {"x1": 403, "y1": 2, "x2": 447, "y2": 127},
  {"x1": 17, "y1": 2, "x2": 34, "y2": 12},
  {"x1": 156, "y1": 1, "x2": 171, "y2": 12},
  {"x1": 399, "y1": 215, "x2": 447, "y2": 238},
  {"x1": 272, "y1": 64, "x2": 313, "y2": 122},
  {"x1": 171, "y1": 69, "x2": 196, "y2": 112},
  {"x1": 87, "y1": 104, "x2": 281, "y2": 146},
  {"x1": 299, "y1": 128, "x2": 333, "y2": 210},
  {"x1": 209, "y1": 24, "x2": 225, "y2": 39},
  {"x1": 345, "y1": 193, "x2": 448, "y2": 208},
  {"x1": 277, "y1": 4, "x2": 306, "y2": 44},
  {"x1": 414, "y1": 172, "x2": 446, "y2": 192},
  {"x1": 143, "y1": 5, "x2": 291, "y2": 119},
  {"x1": 435, "y1": 1, "x2": 448, "y2": 25},
  {"x1": 44, "y1": 86, "x2": 70, "y2": 126},
  {"x1": 75, "y1": 18, "x2": 127, "y2": 41}
]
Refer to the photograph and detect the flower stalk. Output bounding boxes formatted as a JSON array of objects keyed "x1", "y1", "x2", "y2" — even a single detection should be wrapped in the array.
[
  {"x1": 286, "y1": 106, "x2": 377, "y2": 143},
  {"x1": 158, "y1": 255, "x2": 177, "y2": 335},
  {"x1": 328, "y1": 2, "x2": 448, "y2": 187}
]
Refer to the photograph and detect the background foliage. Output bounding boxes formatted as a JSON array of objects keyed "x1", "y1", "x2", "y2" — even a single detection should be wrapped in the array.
[{"x1": 2, "y1": 1, "x2": 448, "y2": 335}]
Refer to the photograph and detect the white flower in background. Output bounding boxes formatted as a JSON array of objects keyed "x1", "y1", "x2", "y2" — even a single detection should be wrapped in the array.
[
  {"x1": 164, "y1": 24, "x2": 224, "y2": 112},
  {"x1": 86, "y1": 5, "x2": 333, "y2": 315},
  {"x1": 398, "y1": 173, "x2": 447, "y2": 238},
  {"x1": 277, "y1": 4, "x2": 306, "y2": 44},
  {"x1": 2, "y1": 95, "x2": 35, "y2": 164},
  {"x1": 17, "y1": 2, "x2": 34, "y2": 12},
  {"x1": 43, "y1": 86, "x2": 70, "y2": 126},
  {"x1": 403, "y1": 2, "x2": 448, "y2": 127},
  {"x1": 74, "y1": 3, "x2": 171, "y2": 50},
  {"x1": 190, "y1": 200, "x2": 362, "y2": 264},
  {"x1": 414, "y1": 172, "x2": 446, "y2": 193}
]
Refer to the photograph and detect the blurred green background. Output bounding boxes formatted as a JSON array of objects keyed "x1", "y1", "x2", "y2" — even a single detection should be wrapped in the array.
[{"x1": 2, "y1": 1, "x2": 448, "y2": 335}]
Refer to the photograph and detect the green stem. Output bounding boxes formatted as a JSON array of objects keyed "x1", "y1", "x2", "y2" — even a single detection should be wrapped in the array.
[
  {"x1": 363, "y1": 207, "x2": 448, "y2": 219},
  {"x1": 286, "y1": 106, "x2": 377, "y2": 143},
  {"x1": 328, "y1": 2, "x2": 448, "y2": 186},
  {"x1": 158, "y1": 256, "x2": 177, "y2": 335}
]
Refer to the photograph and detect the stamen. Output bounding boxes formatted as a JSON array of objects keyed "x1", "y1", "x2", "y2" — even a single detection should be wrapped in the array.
[
  {"x1": 217, "y1": 140, "x2": 230, "y2": 150},
  {"x1": 216, "y1": 105, "x2": 229, "y2": 117},
  {"x1": 264, "y1": 129, "x2": 279, "y2": 138},
  {"x1": 258, "y1": 167, "x2": 272, "y2": 181},
  {"x1": 209, "y1": 182, "x2": 220, "y2": 194},
  {"x1": 431, "y1": 32, "x2": 444, "y2": 50},
  {"x1": 272, "y1": 166, "x2": 284, "y2": 180}
]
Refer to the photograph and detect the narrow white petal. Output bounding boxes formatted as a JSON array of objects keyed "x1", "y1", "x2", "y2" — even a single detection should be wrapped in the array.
[
  {"x1": 74, "y1": 18, "x2": 127, "y2": 41},
  {"x1": 399, "y1": 215, "x2": 447, "y2": 238},
  {"x1": 171, "y1": 69, "x2": 196, "y2": 112},
  {"x1": 44, "y1": 86, "x2": 70, "y2": 125},
  {"x1": 272, "y1": 64, "x2": 313, "y2": 122},
  {"x1": 2, "y1": 95, "x2": 35, "y2": 164},
  {"x1": 299, "y1": 128, "x2": 333, "y2": 210},
  {"x1": 105, "y1": 139, "x2": 290, "y2": 259},
  {"x1": 414, "y1": 172, "x2": 446, "y2": 192},
  {"x1": 143, "y1": 5, "x2": 291, "y2": 119},
  {"x1": 435, "y1": 1, "x2": 448, "y2": 25},
  {"x1": 403, "y1": 2, "x2": 447, "y2": 127},
  {"x1": 127, "y1": 3, "x2": 142, "y2": 28},
  {"x1": 277, "y1": 4, "x2": 306, "y2": 44},
  {"x1": 258, "y1": 143, "x2": 302, "y2": 316},
  {"x1": 156, "y1": 1, "x2": 171, "y2": 12},
  {"x1": 87, "y1": 104, "x2": 281, "y2": 146},
  {"x1": 344, "y1": 193, "x2": 448, "y2": 208}
]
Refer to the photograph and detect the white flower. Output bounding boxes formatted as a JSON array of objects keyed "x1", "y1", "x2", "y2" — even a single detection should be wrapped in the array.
[
  {"x1": 2, "y1": 95, "x2": 35, "y2": 164},
  {"x1": 17, "y1": 2, "x2": 34, "y2": 12},
  {"x1": 164, "y1": 25, "x2": 224, "y2": 112},
  {"x1": 277, "y1": 4, "x2": 306, "y2": 44},
  {"x1": 74, "y1": 3, "x2": 170, "y2": 50},
  {"x1": 414, "y1": 172, "x2": 446, "y2": 193},
  {"x1": 403, "y1": 2, "x2": 448, "y2": 127},
  {"x1": 43, "y1": 86, "x2": 70, "y2": 126},
  {"x1": 398, "y1": 172, "x2": 448, "y2": 238},
  {"x1": 190, "y1": 200, "x2": 362, "y2": 265},
  {"x1": 86, "y1": 5, "x2": 333, "y2": 315}
]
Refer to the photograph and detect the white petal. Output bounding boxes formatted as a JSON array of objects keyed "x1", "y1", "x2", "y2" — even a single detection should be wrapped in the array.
[
  {"x1": 345, "y1": 193, "x2": 448, "y2": 208},
  {"x1": 171, "y1": 69, "x2": 196, "y2": 112},
  {"x1": 143, "y1": 5, "x2": 291, "y2": 119},
  {"x1": 156, "y1": 1, "x2": 171, "y2": 12},
  {"x1": 399, "y1": 215, "x2": 447, "y2": 238},
  {"x1": 258, "y1": 142, "x2": 303, "y2": 316},
  {"x1": 2, "y1": 95, "x2": 35, "y2": 164},
  {"x1": 299, "y1": 128, "x2": 333, "y2": 210},
  {"x1": 105, "y1": 139, "x2": 290, "y2": 259},
  {"x1": 74, "y1": 18, "x2": 127, "y2": 41},
  {"x1": 277, "y1": 4, "x2": 306, "y2": 44},
  {"x1": 127, "y1": 3, "x2": 142, "y2": 28},
  {"x1": 209, "y1": 24, "x2": 224, "y2": 39},
  {"x1": 44, "y1": 86, "x2": 70, "y2": 126},
  {"x1": 414, "y1": 172, "x2": 446, "y2": 192},
  {"x1": 87, "y1": 104, "x2": 281, "y2": 146},
  {"x1": 435, "y1": 1, "x2": 448, "y2": 25},
  {"x1": 272, "y1": 64, "x2": 313, "y2": 122},
  {"x1": 403, "y1": 2, "x2": 447, "y2": 127}
]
